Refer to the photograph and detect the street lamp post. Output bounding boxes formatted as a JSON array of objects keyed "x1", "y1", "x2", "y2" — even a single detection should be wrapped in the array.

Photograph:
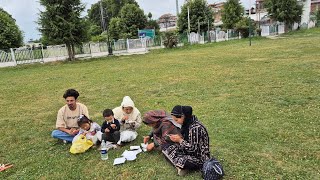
[
  {"x1": 99, "y1": 1, "x2": 113, "y2": 55},
  {"x1": 249, "y1": 0, "x2": 252, "y2": 46}
]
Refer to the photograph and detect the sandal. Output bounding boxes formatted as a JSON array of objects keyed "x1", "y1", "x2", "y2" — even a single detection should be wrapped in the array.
[{"x1": 0, "y1": 163, "x2": 13, "y2": 172}]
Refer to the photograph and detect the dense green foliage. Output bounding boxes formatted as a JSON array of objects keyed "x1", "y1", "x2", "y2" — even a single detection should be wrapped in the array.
[
  {"x1": 0, "y1": 8, "x2": 23, "y2": 49},
  {"x1": 38, "y1": 0, "x2": 89, "y2": 60},
  {"x1": 311, "y1": 9, "x2": 320, "y2": 27},
  {"x1": 221, "y1": 0, "x2": 244, "y2": 29},
  {"x1": 235, "y1": 17, "x2": 256, "y2": 38},
  {"x1": 265, "y1": 0, "x2": 303, "y2": 31},
  {"x1": 162, "y1": 31, "x2": 178, "y2": 48},
  {"x1": 87, "y1": 0, "x2": 138, "y2": 38},
  {"x1": 118, "y1": 4, "x2": 147, "y2": 38},
  {"x1": 108, "y1": 17, "x2": 124, "y2": 41},
  {"x1": 178, "y1": 0, "x2": 213, "y2": 33}
]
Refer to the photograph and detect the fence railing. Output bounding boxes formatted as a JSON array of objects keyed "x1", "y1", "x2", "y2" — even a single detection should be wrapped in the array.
[
  {"x1": 1, "y1": 23, "x2": 314, "y2": 68},
  {"x1": 0, "y1": 50, "x2": 12, "y2": 63}
]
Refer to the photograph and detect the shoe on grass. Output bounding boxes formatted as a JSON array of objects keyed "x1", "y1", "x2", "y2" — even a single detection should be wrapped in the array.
[{"x1": 177, "y1": 167, "x2": 188, "y2": 176}]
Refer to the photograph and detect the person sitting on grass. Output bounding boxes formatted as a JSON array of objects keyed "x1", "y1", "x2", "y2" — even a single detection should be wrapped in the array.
[
  {"x1": 101, "y1": 109, "x2": 121, "y2": 145},
  {"x1": 162, "y1": 105, "x2": 210, "y2": 176},
  {"x1": 73, "y1": 114, "x2": 102, "y2": 145},
  {"x1": 113, "y1": 96, "x2": 142, "y2": 143},
  {"x1": 51, "y1": 89, "x2": 89, "y2": 143},
  {"x1": 142, "y1": 110, "x2": 181, "y2": 151}
]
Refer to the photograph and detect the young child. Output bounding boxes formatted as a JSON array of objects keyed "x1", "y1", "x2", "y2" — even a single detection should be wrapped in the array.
[
  {"x1": 101, "y1": 109, "x2": 121, "y2": 144},
  {"x1": 73, "y1": 114, "x2": 102, "y2": 145}
]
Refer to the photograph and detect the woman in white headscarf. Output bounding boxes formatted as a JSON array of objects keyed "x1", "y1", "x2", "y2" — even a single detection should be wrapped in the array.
[{"x1": 113, "y1": 96, "x2": 142, "y2": 143}]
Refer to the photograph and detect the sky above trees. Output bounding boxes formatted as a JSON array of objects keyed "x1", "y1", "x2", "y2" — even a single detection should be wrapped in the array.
[{"x1": 0, "y1": 0, "x2": 249, "y2": 42}]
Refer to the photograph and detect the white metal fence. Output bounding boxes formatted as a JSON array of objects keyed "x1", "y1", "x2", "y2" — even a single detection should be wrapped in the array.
[
  {"x1": 1, "y1": 23, "x2": 317, "y2": 68},
  {"x1": 0, "y1": 38, "x2": 149, "y2": 67}
]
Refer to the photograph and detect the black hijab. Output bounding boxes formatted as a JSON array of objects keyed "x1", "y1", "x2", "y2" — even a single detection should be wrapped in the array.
[{"x1": 171, "y1": 105, "x2": 195, "y2": 140}]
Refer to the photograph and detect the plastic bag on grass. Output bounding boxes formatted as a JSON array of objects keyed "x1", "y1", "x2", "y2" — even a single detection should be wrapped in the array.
[{"x1": 70, "y1": 135, "x2": 93, "y2": 154}]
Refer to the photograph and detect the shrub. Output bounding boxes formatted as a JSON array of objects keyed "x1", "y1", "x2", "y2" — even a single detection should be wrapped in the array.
[{"x1": 162, "y1": 31, "x2": 178, "y2": 48}]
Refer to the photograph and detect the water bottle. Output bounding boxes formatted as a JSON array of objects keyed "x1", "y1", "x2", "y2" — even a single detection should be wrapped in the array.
[{"x1": 100, "y1": 140, "x2": 108, "y2": 160}]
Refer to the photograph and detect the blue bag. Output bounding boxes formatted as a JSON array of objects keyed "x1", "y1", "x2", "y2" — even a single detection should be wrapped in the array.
[{"x1": 202, "y1": 157, "x2": 224, "y2": 180}]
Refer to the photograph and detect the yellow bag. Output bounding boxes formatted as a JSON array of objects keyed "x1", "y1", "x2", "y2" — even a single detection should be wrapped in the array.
[{"x1": 70, "y1": 135, "x2": 93, "y2": 154}]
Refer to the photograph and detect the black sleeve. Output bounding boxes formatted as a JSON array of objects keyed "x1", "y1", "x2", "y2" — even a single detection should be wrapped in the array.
[
  {"x1": 101, "y1": 121, "x2": 107, "y2": 133},
  {"x1": 115, "y1": 119, "x2": 121, "y2": 131},
  {"x1": 148, "y1": 130, "x2": 153, "y2": 137}
]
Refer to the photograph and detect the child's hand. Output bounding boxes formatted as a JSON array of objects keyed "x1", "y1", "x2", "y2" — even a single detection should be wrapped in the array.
[
  {"x1": 91, "y1": 131, "x2": 96, "y2": 135},
  {"x1": 146, "y1": 142, "x2": 155, "y2": 151},
  {"x1": 105, "y1": 128, "x2": 110, "y2": 133},
  {"x1": 169, "y1": 134, "x2": 183, "y2": 143},
  {"x1": 110, "y1": 124, "x2": 117, "y2": 129},
  {"x1": 82, "y1": 132, "x2": 87, "y2": 136},
  {"x1": 143, "y1": 136, "x2": 150, "y2": 144}
]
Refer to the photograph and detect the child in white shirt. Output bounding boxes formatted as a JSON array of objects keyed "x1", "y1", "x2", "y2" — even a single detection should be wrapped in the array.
[{"x1": 72, "y1": 114, "x2": 102, "y2": 145}]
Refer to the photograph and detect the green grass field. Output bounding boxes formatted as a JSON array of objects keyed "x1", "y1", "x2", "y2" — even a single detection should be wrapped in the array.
[{"x1": 0, "y1": 28, "x2": 319, "y2": 179}]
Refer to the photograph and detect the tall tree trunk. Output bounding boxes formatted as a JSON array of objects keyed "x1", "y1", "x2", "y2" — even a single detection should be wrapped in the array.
[
  {"x1": 66, "y1": 43, "x2": 73, "y2": 61},
  {"x1": 284, "y1": 22, "x2": 289, "y2": 33},
  {"x1": 71, "y1": 44, "x2": 75, "y2": 60}
]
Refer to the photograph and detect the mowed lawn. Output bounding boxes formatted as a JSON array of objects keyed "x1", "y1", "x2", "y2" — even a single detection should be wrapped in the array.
[{"x1": 0, "y1": 28, "x2": 319, "y2": 179}]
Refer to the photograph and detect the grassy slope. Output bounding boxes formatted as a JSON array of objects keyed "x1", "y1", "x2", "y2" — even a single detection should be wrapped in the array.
[{"x1": 0, "y1": 28, "x2": 319, "y2": 179}]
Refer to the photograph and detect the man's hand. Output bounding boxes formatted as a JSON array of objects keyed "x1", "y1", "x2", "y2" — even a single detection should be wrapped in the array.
[
  {"x1": 105, "y1": 128, "x2": 110, "y2": 133},
  {"x1": 69, "y1": 128, "x2": 79, "y2": 135},
  {"x1": 143, "y1": 136, "x2": 150, "y2": 144},
  {"x1": 110, "y1": 124, "x2": 117, "y2": 129},
  {"x1": 146, "y1": 142, "x2": 155, "y2": 151}
]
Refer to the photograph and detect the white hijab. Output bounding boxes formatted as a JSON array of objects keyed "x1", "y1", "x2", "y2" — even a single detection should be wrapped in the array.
[{"x1": 113, "y1": 96, "x2": 142, "y2": 130}]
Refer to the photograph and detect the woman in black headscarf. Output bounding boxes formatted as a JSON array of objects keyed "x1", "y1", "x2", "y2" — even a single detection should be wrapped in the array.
[{"x1": 162, "y1": 105, "x2": 210, "y2": 176}]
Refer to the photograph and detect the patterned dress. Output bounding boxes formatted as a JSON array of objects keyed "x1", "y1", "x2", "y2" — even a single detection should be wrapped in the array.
[{"x1": 162, "y1": 116, "x2": 210, "y2": 169}]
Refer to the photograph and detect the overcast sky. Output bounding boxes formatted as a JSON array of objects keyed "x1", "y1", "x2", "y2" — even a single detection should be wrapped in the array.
[{"x1": 0, "y1": 0, "x2": 250, "y2": 42}]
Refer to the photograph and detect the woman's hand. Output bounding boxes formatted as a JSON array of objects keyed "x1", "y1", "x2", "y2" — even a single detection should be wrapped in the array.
[
  {"x1": 122, "y1": 115, "x2": 129, "y2": 121},
  {"x1": 143, "y1": 136, "x2": 150, "y2": 144},
  {"x1": 146, "y1": 142, "x2": 155, "y2": 151},
  {"x1": 169, "y1": 134, "x2": 183, "y2": 143}
]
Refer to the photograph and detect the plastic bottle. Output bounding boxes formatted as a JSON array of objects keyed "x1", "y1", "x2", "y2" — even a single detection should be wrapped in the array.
[{"x1": 100, "y1": 140, "x2": 108, "y2": 160}]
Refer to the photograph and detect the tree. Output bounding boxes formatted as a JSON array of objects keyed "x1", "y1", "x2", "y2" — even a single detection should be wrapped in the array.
[
  {"x1": 109, "y1": 17, "x2": 124, "y2": 40},
  {"x1": 87, "y1": 0, "x2": 138, "y2": 36},
  {"x1": 145, "y1": 20, "x2": 160, "y2": 35},
  {"x1": 178, "y1": 0, "x2": 213, "y2": 33},
  {"x1": 235, "y1": 17, "x2": 256, "y2": 38},
  {"x1": 311, "y1": 9, "x2": 320, "y2": 27},
  {"x1": 0, "y1": 8, "x2": 23, "y2": 49},
  {"x1": 148, "y1": 12, "x2": 152, "y2": 20},
  {"x1": 38, "y1": 0, "x2": 89, "y2": 61},
  {"x1": 221, "y1": 0, "x2": 244, "y2": 29},
  {"x1": 162, "y1": 31, "x2": 178, "y2": 48},
  {"x1": 119, "y1": 4, "x2": 147, "y2": 38},
  {"x1": 265, "y1": 0, "x2": 303, "y2": 32}
]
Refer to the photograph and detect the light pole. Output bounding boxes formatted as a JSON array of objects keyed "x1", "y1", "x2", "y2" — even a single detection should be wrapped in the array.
[
  {"x1": 249, "y1": 0, "x2": 252, "y2": 46},
  {"x1": 188, "y1": 6, "x2": 191, "y2": 34},
  {"x1": 99, "y1": 1, "x2": 113, "y2": 55}
]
